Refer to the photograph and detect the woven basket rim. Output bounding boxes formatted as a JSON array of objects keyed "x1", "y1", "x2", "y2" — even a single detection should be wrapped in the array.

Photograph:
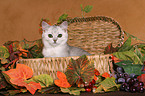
[{"x1": 18, "y1": 54, "x2": 111, "y2": 61}]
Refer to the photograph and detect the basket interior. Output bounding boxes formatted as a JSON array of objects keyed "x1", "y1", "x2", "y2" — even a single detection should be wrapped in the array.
[{"x1": 66, "y1": 16, "x2": 124, "y2": 55}]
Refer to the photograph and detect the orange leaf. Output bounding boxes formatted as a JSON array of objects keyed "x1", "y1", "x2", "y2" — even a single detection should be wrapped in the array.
[
  {"x1": 94, "y1": 69, "x2": 100, "y2": 76},
  {"x1": 10, "y1": 78, "x2": 27, "y2": 86},
  {"x1": 3, "y1": 64, "x2": 33, "y2": 81},
  {"x1": 16, "y1": 64, "x2": 33, "y2": 79},
  {"x1": 25, "y1": 82, "x2": 41, "y2": 95},
  {"x1": 102, "y1": 72, "x2": 110, "y2": 78},
  {"x1": 111, "y1": 54, "x2": 122, "y2": 63},
  {"x1": 56, "y1": 71, "x2": 67, "y2": 80},
  {"x1": 94, "y1": 75, "x2": 98, "y2": 81},
  {"x1": 54, "y1": 71, "x2": 71, "y2": 88}
]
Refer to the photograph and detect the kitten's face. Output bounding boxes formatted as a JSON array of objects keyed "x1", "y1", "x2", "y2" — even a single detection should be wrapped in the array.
[{"x1": 42, "y1": 21, "x2": 68, "y2": 46}]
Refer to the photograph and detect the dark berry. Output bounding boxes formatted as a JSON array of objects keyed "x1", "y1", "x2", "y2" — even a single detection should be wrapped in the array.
[
  {"x1": 118, "y1": 78, "x2": 125, "y2": 83},
  {"x1": 91, "y1": 79, "x2": 96, "y2": 85},
  {"x1": 129, "y1": 73, "x2": 136, "y2": 78},
  {"x1": 117, "y1": 67, "x2": 124, "y2": 73},
  {"x1": 138, "y1": 81, "x2": 144, "y2": 87},
  {"x1": 120, "y1": 83, "x2": 127, "y2": 91},
  {"x1": 129, "y1": 78, "x2": 135, "y2": 86},
  {"x1": 88, "y1": 82, "x2": 93, "y2": 88},
  {"x1": 130, "y1": 86, "x2": 136, "y2": 93},
  {"x1": 126, "y1": 78, "x2": 131, "y2": 83},
  {"x1": 125, "y1": 85, "x2": 130, "y2": 92},
  {"x1": 138, "y1": 86, "x2": 144, "y2": 93},
  {"x1": 123, "y1": 73, "x2": 129, "y2": 79}
]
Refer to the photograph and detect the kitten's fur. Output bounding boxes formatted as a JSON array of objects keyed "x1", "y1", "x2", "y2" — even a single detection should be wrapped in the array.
[{"x1": 42, "y1": 21, "x2": 91, "y2": 57}]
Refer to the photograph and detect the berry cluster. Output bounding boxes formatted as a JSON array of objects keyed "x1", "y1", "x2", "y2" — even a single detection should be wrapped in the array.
[
  {"x1": 114, "y1": 66, "x2": 144, "y2": 93},
  {"x1": 78, "y1": 79, "x2": 97, "y2": 92}
]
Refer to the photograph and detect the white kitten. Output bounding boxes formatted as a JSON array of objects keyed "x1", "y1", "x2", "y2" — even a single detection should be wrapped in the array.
[{"x1": 42, "y1": 21, "x2": 91, "y2": 57}]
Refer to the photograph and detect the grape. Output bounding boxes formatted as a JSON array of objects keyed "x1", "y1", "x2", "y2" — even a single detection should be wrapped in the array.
[
  {"x1": 129, "y1": 78, "x2": 135, "y2": 86},
  {"x1": 137, "y1": 86, "x2": 144, "y2": 93},
  {"x1": 138, "y1": 81, "x2": 144, "y2": 87},
  {"x1": 118, "y1": 78, "x2": 125, "y2": 83},
  {"x1": 117, "y1": 67, "x2": 124, "y2": 73},
  {"x1": 125, "y1": 78, "x2": 131, "y2": 83},
  {"x1": 117, "y1": 73, "x2": 123, "y2": 78},
  {"x1": 130, "y1": 86, "x2": 136, "y2": 93},
  {"x1": 123, "y1": 73, "x2": 129, "y2": 79},
  {"x1": 129, "y1": 73, "x2": 136, "y2": 78},
  {"x1": 125, "y1": 84, "x2": 130, "y2": 92},
  {"x1": 120, "y1": 83, "x2": 127, "y2": 91}
]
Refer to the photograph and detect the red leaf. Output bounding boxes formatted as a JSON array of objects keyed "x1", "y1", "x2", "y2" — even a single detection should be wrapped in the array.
[
  {"x1": 3, "y1": 64, "x2": 33, "y2": 80},
  {"x1": 54, "y1": 71, "x2": 71, "y2": 88},
  {"x1": 102, "y1": 72, "x2": 110, "y2": 78},
  {"x1": 57, "y1": 71, "x2": 66, "y2": 80},
  {"x1": 94, "y1": 69, "x2": 100, "y2": 76},
  {"x1": 111, "y1": 54, "x2": 122, "y2": 63},
  {"x1": 2, "y1": 64, "x2": 41, "y2": 95},
  {"x1": 25, "y1": 82, "x2": 41, "y2": 95}
]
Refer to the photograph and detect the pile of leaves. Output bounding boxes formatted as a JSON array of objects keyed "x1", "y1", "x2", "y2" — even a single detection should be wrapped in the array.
[{"x1": 0, "y1": 55, "x2": 123, "y2": 95}]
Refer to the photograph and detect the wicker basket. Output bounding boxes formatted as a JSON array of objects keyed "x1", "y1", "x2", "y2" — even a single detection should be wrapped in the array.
[{"x1": 18, "y1": 16, "x2": 124, "y2": 80}]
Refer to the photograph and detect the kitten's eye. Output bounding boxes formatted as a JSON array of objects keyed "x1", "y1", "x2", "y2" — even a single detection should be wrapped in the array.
[
  {"x1": 58, "y1": 34, "x2": 62, "y2": 38},
  {"x1": 48, "y1": 34, "x2": 53, "y2": 38}
]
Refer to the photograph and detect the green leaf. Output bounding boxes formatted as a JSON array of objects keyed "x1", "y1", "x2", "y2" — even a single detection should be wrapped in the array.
[
  {"x1": 25, "y1": 74, "x2": 53, "y2": 88},
  {"x1": 113, "y1": 51, "x2": 143, "y2": 64},
  {"x1": 57, "y1": 13, "x2": 68, "y2": 24},
  {"x1": 115, "y1": 60, "x2": 143, "y2": 75},
  {"x1": 118, "y1": 37, "x2": 132, "y2": 52},
  {"x1": 135, "y1": 46, "x2": 143, "y2": 62},
  {"x1": 93, "y1": 85, "x2": 104, "y2": 93},
  {"x1": 0, "y1": 72, "x2": 10, "y2": 89},
  {"x1": 0, "y1": 46, "x2": 10, "y2": 64},
  {"x1": 100, "y1": 77, "x2": 119, "y2": 92},
  {"x1": 84, "y1": 5, "x2": 93, "y2": 13},
  {"x1": 65, "y1": 55, "x2": 95, "y2": 85},
  {"x1": 60, "y1": 87, "x2": 85, "y2": 95},
  {"x1": 80, "y1": 4, "x2": 83, "y2": 11}
]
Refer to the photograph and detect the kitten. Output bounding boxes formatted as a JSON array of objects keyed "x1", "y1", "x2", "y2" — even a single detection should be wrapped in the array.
[{"x1": 41, "y1": 21, "x2": 91, "y2": 57}]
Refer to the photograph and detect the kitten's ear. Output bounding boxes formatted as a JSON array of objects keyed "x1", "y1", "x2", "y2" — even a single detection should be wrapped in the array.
[
  {"x1": 42, "y1": 21, "x2": 50, "y2": 30},
  {"x1": 60, "y1": 21, "x2": 68, "y2": 30}
]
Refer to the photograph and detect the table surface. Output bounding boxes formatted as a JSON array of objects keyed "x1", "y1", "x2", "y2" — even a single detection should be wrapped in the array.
[{"x1": 14, "y1": 91, "x2": 145, "y2": 96}]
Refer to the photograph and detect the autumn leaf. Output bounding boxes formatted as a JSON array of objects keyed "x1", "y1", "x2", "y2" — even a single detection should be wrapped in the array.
[
  {"x1": 0, "y1": 46, "x2": 10, "y2": 64},
  {"x1": 26, "y1": 74, "x2": 53, "y2": 88},
  {"x1": 102, "y1": 72, "x2": 110, "y2": 78},
  {"x1": 104, "y1": 43, "x2": 118, "y2": 54},
  {"x1": 2, "y1": 64, "x2": 41, "y2": 95},
  {"x1": 65, "y1": 55, "x2": 95, "y2": 85},
  {"x1": 94, "y1": 69, "x2": 100, "y2": 76},
  {"x1": 137, "y1": 74, "x2": 145, "y2": 88},
  {"x1": 54, "y1": 71, "x2": 71, "y2": 88},
  {"x1": 25, "y1": 81, "x2": 41, "y2": 95}
]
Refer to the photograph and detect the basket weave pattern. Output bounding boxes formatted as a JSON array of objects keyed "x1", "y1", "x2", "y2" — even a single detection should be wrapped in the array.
[
  {"x1": 18, "y1": 55, "x2": 112, "y2": 80},
  {"x1": 67, "y1": 16, "x2": 124, "y2": 54},
  {"x1": 18, "y1": 16, "x2": 123, "y2": 80}
]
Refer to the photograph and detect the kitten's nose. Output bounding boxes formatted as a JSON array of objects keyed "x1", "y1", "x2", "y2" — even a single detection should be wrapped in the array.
[{"x1": 53, "y1": 39, "x2": 57, "y2": 43}]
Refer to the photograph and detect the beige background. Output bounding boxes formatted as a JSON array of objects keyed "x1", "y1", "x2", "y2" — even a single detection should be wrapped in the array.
[{"x1": 0, "y1": 0, "x2": 145, "y2": 46}]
